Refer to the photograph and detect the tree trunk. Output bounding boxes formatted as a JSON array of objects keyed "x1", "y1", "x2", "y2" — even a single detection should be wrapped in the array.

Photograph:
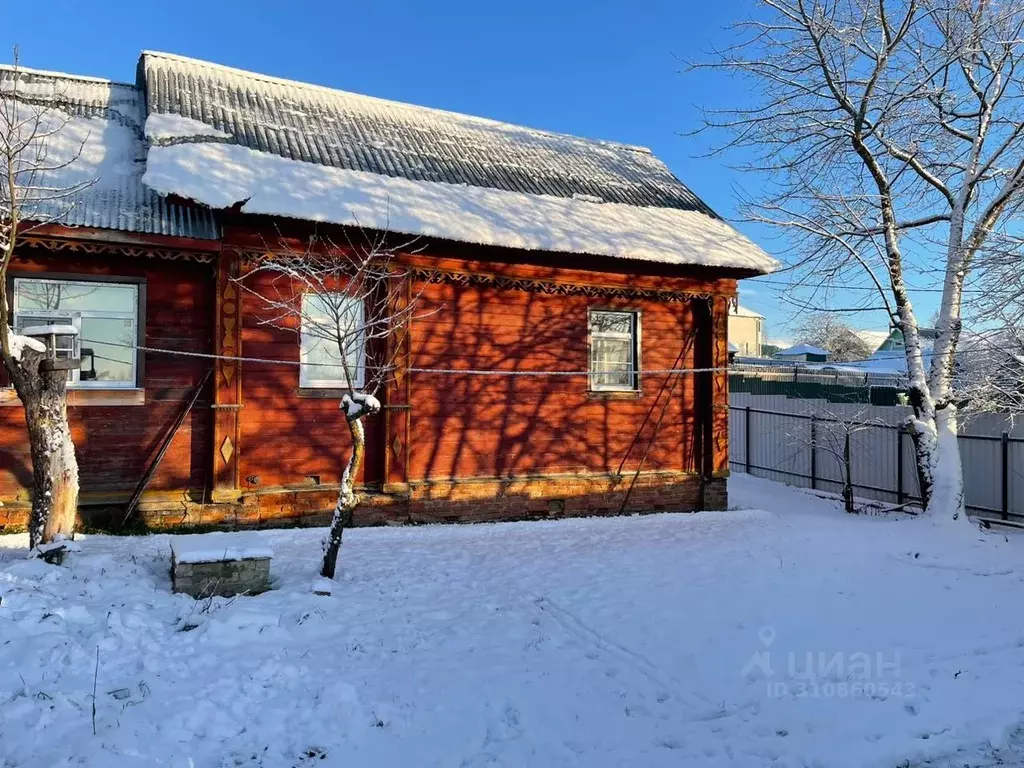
[
  {"x1": 842, "y1": 431, "x2": 854, "y2": 514},
  {"x1": 15, "y1": 349, "x2": 79, "y2": 549},
  {"x1": 320, "y1": 415, "x2": 365, "y2": 580},
  {"x1": 907, "y1": 408, "x2": 965, "y2": 522}
]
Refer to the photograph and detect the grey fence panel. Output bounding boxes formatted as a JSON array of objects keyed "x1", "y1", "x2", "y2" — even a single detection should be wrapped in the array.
[
  {"x1": 1010, "y1": 441, "x2": 1024, "y2": 518},
  {"x1": 961, "y1": 437, "x2": 1002, "y2": 515},
  {"x1": 728, "y1": 393, "x2": 1024, "y2": 520}
]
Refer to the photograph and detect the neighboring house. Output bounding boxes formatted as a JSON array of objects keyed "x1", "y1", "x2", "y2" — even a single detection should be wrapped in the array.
[
  {"x1": 728, "y1": 304, "x2": 764, "y2": 357},
  {"x1": 854, "y1": 329, "x2": 890, "y2": 355},
  {"x1": 0, "y1": 53, "x2": 775, "y2": 532},
  {"x1": 774, "y1": 343, "x2": 829, "y2": 363},
  {"x1": 852, "y1": 327, "x2": 938, "y2": 374}
]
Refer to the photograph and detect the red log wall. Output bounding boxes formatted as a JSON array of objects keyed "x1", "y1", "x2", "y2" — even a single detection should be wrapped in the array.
[
  {"x1": 0, "y1": 232, "x2": 737, "y2": 531},
  {"x1": 0, "y1": 247, "x2": 213, "y2": 514}
]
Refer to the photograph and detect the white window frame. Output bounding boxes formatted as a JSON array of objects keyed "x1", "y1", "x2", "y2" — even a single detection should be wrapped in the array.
[
  {"x1": 11, "y1": 277, "x2": 140, "y2": 390},
  {"x1": 299, "y1": 293, "x2": 366, "y2": 389},
  {"x1": 588, "y1": 308, "x2": 641, "y2": 392}
]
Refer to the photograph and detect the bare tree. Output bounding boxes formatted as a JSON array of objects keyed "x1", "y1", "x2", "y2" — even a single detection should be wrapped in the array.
[
  {"x1": 958, "y1": 328, "x2": 1024, "y2": 417},
  {"x1": 786, "y1": 404, "x2": 883, "y2": 513},
  {"x1": 695, "y1": 0, "x2": 1024, "y2": 522},
  {"x1": 793, "y1": 312, "x2": 876, "y2": 362},
  {"x1": 0, "y1": 49, "x2": 92, "y2": 550},
  {"x1": 239, "y1": 229, "x2": 422, "y2": 580}
]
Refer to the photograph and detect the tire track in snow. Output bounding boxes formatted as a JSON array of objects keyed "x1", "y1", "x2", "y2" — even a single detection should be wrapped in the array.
[{"x1": 533, "y1": 596, "x2": 733, "y2": 723}]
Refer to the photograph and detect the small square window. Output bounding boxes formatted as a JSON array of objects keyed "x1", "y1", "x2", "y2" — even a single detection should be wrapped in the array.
[
  {"x1": 589, "y1": 309, "x2": 640, "y2": 391},
  {"x1": 299, "y1": 294, "x2": 366, "y2": 389}
]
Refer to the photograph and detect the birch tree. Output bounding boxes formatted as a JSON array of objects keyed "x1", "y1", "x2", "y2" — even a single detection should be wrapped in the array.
[
  {"x1": 0, "y1": 50, "x2": 91, "y2": 550},
  {"x1": 240, "y1": 230, "x2": 420, "y2": 580},
  {"x1": 696, "y1": 0, "x2": 1024, "y2": 521}
]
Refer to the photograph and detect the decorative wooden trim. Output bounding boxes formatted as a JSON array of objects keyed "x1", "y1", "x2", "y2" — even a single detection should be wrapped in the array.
[
  {"x1": 409, "y1": 267, "x2": 725, "y2": 302},
  {"x1": 384, "y1": 275, "x2": 412, "y2": 488},
  {"x1": 710, "y1": 296, "x2": 731, "y2": 476},
  {"x1": 212, "y1": 248, "x2": 243, "y2": 495},
  {"x1": 1, "y1": 388, "x2": 145, "y2": 407},
  {"x1": 21, "y1": 234, "x2": 216, "y2": 264},
  {"x1": 233, "y1": 245, "x2": 735, "y2": 303}
]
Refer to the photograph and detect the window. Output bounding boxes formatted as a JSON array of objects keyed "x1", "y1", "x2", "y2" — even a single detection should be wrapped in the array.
[
  {"x1": 589, "y1": 309, "x2": 640, "y2": 391},
  {"x1": 12, "y1": 277, "x2": 139, "y2": 389},
  {"x1": 299, "y1": 294, "x2": 365, "y2": 389}
]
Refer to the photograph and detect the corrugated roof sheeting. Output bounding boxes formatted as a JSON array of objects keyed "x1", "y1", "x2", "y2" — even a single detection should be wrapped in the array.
[
  {"x1": 0, "y1": 65, "x2": 218, "y2": 240},
  {"x1": 140, "y1": 51, "x2": 718, "y2": 217}
]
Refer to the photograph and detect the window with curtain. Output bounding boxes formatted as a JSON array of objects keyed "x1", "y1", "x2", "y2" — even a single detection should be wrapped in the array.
[{"x1": 589, "y1": 309, "x2": 640, "y2": 391}]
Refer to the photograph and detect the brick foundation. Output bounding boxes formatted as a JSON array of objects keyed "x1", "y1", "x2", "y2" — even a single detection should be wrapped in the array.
[{"x1": 0, "y1": 473, "x2": 728, "y2": 533}]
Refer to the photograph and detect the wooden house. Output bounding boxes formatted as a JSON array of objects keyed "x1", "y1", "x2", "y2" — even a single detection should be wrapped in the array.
[{"x1": 0, "y1": 53, "x2": 775, "y2": 531}]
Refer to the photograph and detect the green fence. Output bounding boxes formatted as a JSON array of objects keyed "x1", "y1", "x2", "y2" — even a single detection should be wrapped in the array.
[{"x1": 729, "y1": 364, "x2": 904, "y2": 406}]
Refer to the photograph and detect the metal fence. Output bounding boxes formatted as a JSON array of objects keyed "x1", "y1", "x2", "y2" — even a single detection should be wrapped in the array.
[
  {"x1": 729, "y1": 363, "x2": 907, "y2": 406},
  {"x1": 728, "y1": 398, "x2": 1024, "y2": 520}
]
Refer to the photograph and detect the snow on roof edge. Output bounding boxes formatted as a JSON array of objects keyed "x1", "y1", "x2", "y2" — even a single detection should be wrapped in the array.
[
  {"x1": 140, "y1": 50, "x2": 655, "y2": 156},
  {"x1": 0, "y1": 62, "x2": 133, "y2": 88},
  {"x1": 142, "y1": 141, "x2": 779, "y2": 274}
]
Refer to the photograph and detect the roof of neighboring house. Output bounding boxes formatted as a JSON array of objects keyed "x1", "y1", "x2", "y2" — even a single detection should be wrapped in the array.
[
  {"x1": 0, "y1": 64, "x2": 219, "y2": 240},
  {"x1": 730, "y1": 304, "x2": 764, "y2": 318},
  {"x1": 777, "y1": 343, "x2": 829, "y2": 357},
  {"x1": 853, "y1": 329, "x2": 891, "y2": 353},
  {"x1": 136, "y1": 52, "x2": 778, "y2": 273}
]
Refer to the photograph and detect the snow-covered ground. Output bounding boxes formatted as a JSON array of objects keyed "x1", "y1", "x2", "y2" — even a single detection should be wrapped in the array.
[{"x1": 2, "y1": 474, "x2": 1023, "y2": 767}]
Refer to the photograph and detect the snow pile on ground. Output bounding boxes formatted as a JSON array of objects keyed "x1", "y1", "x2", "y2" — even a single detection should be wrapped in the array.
[
  {"x1": 2, "y1": 475, "x2": 1023, "y2": 767},
  {"x1": 142, "y1": 140, "x2": 778, "y2": 273}
]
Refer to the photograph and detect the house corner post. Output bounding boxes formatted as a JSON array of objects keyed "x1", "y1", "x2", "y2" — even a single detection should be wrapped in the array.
[
  {"x1": 699, "y1": 294, "x2": 730, "y2": 512},
  {"x1": 211, "y1": 247, "x2": 243, "y2": 502},
  {"x1": 710, "y1": 295, "x2": 731, "y2": 478},
  {"x1": 382, "y1": 276, "x2": 411, "y2": 495}
]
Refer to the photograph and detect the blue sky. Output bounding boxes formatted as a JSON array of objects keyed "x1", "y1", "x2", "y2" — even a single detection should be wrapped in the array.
[{"x1": 2, "y1": 0, "x2": 913, "y2": 342}]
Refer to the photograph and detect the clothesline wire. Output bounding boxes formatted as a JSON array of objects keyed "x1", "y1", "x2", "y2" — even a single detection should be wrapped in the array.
[
  {"x1": 78, "y1": 337, "x2": 732, "y2": 375},
  {"x1": 76, "y1": 336, "x2": 996, "y2": 377}
]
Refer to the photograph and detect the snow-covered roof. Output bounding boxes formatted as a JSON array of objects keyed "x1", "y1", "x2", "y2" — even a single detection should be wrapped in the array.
[
  {"x1": 136, "y1": 52, "x2": 777, "y2": 273},
  {"x1": 854, "y1": 329, "x2": 890, "y2": 353},
  {"x1": 777, "y1": 343, "x2": 829, "y2": 357},
  {"x1": 731, "y1": 304, "x2": 764, "y2": 318},
  {"x1": 0, "y1": 64, "x2": 218, "y2": 240}
]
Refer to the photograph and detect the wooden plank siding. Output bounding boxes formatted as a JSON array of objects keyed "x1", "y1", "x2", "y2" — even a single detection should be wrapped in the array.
[
  {"x1": 406, "y1": 281, "x2": 701, "y2": 481},
  {"x1": 0, "y1": 246, "x2": 213, "y2": 503},
  {"x1": 233, "y1": 246, "x2": 722, "y2": 492},
  {"x1": 0, "y1": 226, "x2": 740, "y2": 528}
]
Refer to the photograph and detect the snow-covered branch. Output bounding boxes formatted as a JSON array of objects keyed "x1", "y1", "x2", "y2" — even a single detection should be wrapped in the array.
[{"x1": 693, "y1": 0, "x2": 1024, "y2": 522}]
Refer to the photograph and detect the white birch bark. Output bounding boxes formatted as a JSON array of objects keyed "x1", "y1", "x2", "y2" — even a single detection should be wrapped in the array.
[{"x1": 695, "y1": 0, "x2": 1024, "y2": 523}]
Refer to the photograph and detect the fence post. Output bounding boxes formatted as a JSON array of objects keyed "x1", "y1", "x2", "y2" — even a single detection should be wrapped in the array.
[
  {"x1": 1002, "y1": 431, "x2": 1009, "y2": 521},
  {"x1": 745, "y1": 406, "x2": 752, "y2": 473},
  {"x1": 809, "y1": 416, "x2": 817, "y2": 490},
  {"x1": 896, "y1": 425, "x2": 904, "y2": 505}
]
